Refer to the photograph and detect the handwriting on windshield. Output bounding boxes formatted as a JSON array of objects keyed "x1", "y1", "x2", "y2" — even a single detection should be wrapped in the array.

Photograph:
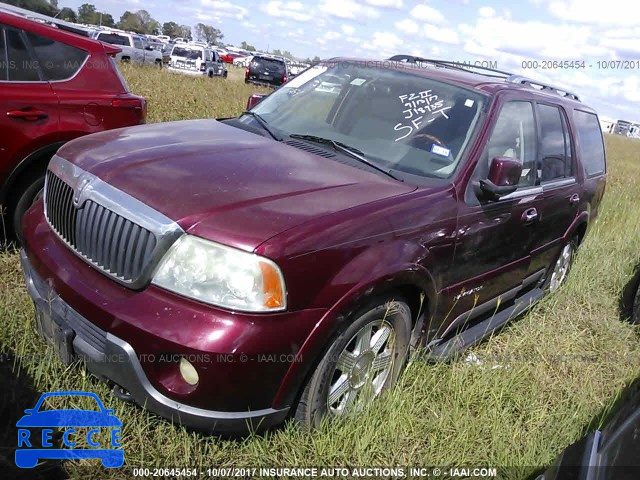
[{"x1": 394, "y1": 90, "x2": 452, "y2": 141}]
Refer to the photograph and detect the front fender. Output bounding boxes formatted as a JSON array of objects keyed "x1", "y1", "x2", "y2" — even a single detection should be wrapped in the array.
[{"x1": 272, "y1": 240, "x2": 440, "y2": 408}]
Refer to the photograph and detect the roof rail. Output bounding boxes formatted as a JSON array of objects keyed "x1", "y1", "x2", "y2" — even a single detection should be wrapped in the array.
[
  {"x1": 388, "y1": 55, "x2": 513, "y2": 78},
  {"x1": 388, "y1": 55, "x2": 582, "y2": 102},
  {"x1": 505, "y1": 75, "x2": 581, "y2": 101}
]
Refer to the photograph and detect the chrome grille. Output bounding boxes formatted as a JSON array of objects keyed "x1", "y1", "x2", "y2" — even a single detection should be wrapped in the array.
[{"x1": 45, "y1": 170, "x2": 159, "y2": 285}]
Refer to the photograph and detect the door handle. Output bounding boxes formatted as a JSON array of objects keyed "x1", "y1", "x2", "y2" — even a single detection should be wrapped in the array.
[
  {"x1": 521, "y1": 208, "x2": 538, "y2": 224},
  {"x1": 7, "y1": 109, "x2": 48, "y2": 121},
  {"x1": 569, "y1": 193, "x2": 580, "y2": 205}
]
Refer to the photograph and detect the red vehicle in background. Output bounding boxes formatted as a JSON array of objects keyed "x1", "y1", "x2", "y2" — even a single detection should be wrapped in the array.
[
  {"x1": 0, "y1": 4, "x2": 147, "y2": 243},
  {"x1": 219, "y1": 51, "x2": 244, "y2": 63}
]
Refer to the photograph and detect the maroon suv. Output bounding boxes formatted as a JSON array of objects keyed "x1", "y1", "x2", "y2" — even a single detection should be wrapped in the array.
[
  {"x1": 0, "y1": 4, "x2": 146, "y2": 243},
  {"x1": 20, "y1": 57, "x2": 606, "y2": 434}
]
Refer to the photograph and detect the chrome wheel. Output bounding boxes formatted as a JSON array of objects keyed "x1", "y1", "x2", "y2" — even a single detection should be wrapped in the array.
[
  {"x1": 327, "y1": 319, "x2": 396, "y2": 416},
  {"x1": 549, "y1": 243, "x2": 574, "y2": 293}
]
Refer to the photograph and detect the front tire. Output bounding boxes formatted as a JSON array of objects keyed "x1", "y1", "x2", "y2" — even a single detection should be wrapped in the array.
[
  {"x1": 12, "y1": 176, "x2": 44, "y2": 245},
  {"x1": 294, "y1": 295, "x2": 412, "y2": 428}
]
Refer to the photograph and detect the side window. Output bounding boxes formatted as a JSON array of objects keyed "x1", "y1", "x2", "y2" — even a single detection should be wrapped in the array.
[
  {"x1": 574, "y1": 110, "x2": 606, "y2": 177},
  {"x1": 25, "y1": 32, "x2": 88, "y2": 81},
  {"x1": 537, "y1": 104, "x2": 572, "y2": 182},
  {"x1": 487, "y1": 101, "x2": 537, "y2": 187},
  {"x1": 5, "y1": 28, "x2": 40, "y2": 81},
  {"x1": 133, "y1": 37, "x2": 143, "y2": 49},
  {"x1": 0, "y1": 28, "x2": 7, "y2": 81}
]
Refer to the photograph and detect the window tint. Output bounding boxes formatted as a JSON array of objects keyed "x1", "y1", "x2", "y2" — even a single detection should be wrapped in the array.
[
  {"x1": 97, "y1": 33, "x2": 129, "y2": 46},
  {"x1": 574, "y1": 110, "x2": 606, "y2": 177},
  {"x1": 172, "y1": 47, "x2": 202, "y2": 60},
  {"x1": 538, "y1": 104, "x2": 572, "y2": 182},
  {"x1": 487, "y1": 102, "x2": 537, "y2": 187},
  {"x1": 5, "y1": 28, "x2": 40, "y2": 81},
  {"x1": 561, "y1": 112, "x2": 574, "y2": 176},
  {"x1": 0, "y1": 28, "x2": 7, "y2": 81},
  {"x1": 25, "y1": 32, "x2": 88, "y2": 81},
  {"x1": 253, "y1": 57, "x2": 285, "y2": 73}
]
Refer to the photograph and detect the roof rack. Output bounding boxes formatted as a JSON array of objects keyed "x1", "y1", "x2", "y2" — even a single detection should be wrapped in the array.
[
  {"x1": 387, "y1": 55, "x2": 581, "y2": 102},
  {"x1": 505, "y1": 75, "x2": 581, "y2": 101},
  {"x1": 388, "y1": 55, "x2": 513, "y2": 77}
]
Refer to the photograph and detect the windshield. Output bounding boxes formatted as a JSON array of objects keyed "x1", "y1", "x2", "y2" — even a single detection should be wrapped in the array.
[
  {"x1": 251, "y1": 61, "x2": 485, "y2": 179},
  {"x1": 172, "y1": 47, "x2": 202, "y2": 60}
]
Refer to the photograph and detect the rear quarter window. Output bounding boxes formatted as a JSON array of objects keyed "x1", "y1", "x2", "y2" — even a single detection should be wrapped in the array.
[
  {"x1": 25, "y1": 32, "x2": 88, "y2": 81},
  {"x1": 574, "y1": 110, "x2": 606, "y2": 177}
]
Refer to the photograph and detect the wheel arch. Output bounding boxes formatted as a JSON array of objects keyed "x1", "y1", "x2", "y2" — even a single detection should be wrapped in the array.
[
  {"x1": 565, "y1": 210, "x2": 590, "y2": 248},
  {"x1": 272, "y1": 268, "x2": 436, "y2": 410},
  {"x1": 0, "y1": 141, "x2": 66, "y2": 208}
]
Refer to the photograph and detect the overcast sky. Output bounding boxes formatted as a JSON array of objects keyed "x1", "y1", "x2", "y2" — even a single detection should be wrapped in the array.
[{"x1": 59, "y1": 0, "x2": 639, "y2": 121}]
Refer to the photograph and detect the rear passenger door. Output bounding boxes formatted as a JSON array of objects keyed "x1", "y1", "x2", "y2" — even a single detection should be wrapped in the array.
[
  {"x1": 0, "y1": 25, "x2": 59, "y2": 181},
  {"x1": 527, "y1": 103, "x2": 581, "y2": 275}
]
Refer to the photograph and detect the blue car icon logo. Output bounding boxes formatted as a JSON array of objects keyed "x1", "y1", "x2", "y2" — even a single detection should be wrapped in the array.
[{"x1": 15, "y1": 391, "x2": 124, "y2": 468}]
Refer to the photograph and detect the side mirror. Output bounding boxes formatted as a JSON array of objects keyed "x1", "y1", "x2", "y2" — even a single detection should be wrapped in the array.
[
  {"x1": 145, "y1": 46, "x2": 153, "y2": 51},
  {"x1": 475, "y1": 157, "x2": 522, "y2": 201},
  {"x1": 246, "y1": 93, "x2": 267, "y2": 110}
]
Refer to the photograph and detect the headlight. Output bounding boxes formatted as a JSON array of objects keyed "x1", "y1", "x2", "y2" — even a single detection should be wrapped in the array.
[{"x1": 152, "y1": 235, "x2": 286, "y2": 312}]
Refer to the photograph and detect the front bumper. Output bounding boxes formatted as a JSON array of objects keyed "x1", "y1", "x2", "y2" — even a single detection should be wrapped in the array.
[
  {"x1": 20, "y1": 199, "x2": 329, "y2": 434},
  {"x1": 21, "y1": 250, "x2": 289, "y2": 434}
]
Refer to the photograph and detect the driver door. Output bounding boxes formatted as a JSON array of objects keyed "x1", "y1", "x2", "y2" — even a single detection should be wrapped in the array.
[{"x1": 440, "y1": 101, "x2": 538, "y2": 330}]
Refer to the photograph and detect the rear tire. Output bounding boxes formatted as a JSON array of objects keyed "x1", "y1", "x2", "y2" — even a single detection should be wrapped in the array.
[
  {"x1": 632, "y1": 282, "x2": 640, "y2": 325},
  {"x1": 294, "y1": 295, "x2": 411, "y2": 429},
  {"x1": 12, "y1": 176, "x2": 44, "y2": 246},
  {"x1": 544, "y1": 238, "x2": 577, "y2": 293}
]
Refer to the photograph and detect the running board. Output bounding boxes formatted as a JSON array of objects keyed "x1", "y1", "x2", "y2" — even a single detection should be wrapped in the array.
[{"x1": 423, "y1": 287, "x2": 545, "y2": 362}]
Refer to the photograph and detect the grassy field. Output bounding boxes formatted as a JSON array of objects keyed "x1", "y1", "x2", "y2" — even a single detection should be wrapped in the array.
[{"x1": 1, "y1": 64, "x2": 639, "y2": 479}]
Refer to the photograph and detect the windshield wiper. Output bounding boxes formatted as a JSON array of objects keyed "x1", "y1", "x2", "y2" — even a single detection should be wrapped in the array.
[
  {"x1": 289, "y1": 134, "x2": 401, "y2": 181},
  {"x1": 241, "y1": 111, "x2": 282, "y2": 141}
]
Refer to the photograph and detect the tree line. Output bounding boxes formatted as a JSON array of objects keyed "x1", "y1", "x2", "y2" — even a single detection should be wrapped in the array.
[
  {"x1": 4, "y1": 0, "x2": 226, "y2": 44},
  {"x1": 5, "y1": 0, "x2": 319, "y2": 61}
]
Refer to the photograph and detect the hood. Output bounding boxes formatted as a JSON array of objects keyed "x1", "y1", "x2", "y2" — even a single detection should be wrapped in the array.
[{"x1": 58, "y1": 120, "x2": 416, "y2": 251}]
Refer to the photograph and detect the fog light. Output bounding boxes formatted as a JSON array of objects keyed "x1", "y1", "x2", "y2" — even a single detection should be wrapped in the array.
[{"x1": 179, "y1": 357, "x2": 199, "y2": 386}]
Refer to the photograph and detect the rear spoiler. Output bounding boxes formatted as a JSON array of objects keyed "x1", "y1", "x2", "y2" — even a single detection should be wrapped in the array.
[{"x1": 99, "y1": 42, "x2": 122, "y2": 57}]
